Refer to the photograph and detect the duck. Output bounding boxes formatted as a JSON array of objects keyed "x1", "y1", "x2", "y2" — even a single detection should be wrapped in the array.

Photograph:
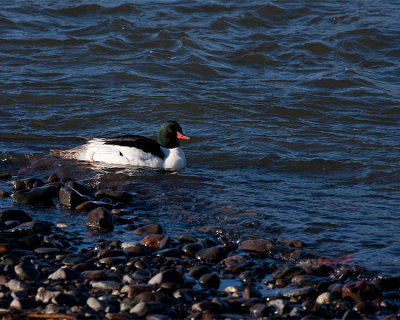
[{"x1": 51, "y1": 120, "x2": 190, "y2": 170}]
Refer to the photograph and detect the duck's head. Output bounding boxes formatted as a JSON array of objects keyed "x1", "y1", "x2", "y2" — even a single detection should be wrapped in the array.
[{"x1": 158, "y1": 120, "x2": 190, "y2": 148}]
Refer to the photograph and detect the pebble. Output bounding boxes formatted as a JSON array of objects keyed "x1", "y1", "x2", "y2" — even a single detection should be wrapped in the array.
[
  {"x1": 140, "y1": 234, "x2": 164, "y2": 251},
  {"x1": 86, "y1": 207, "x2": 114, "y2": 231},
  {"x1": 239, "y1": 239, "x2": 274, "y2": 253},
  {"x1": 199, "y1": 272, "x2": 220, "y2": 289},
  {"x1": 134, "y1": 223, "x2": 163, "y2": 235},
  {"x1": 58, "y1": 187, "x2": 89, "y2": 209},
  {"x1": 91, "y1": 280, "x2": 122, "y2": 291},
  {"x1": 195, "y1": 246, "x2": 227, "y2": 263}
]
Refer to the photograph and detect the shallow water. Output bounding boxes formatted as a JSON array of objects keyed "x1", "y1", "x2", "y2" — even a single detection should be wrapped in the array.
[{"x1": 1, "y1": 0, "x2": 399, "y2": 275}]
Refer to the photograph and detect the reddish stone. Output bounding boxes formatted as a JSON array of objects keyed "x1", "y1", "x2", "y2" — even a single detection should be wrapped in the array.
[
  {"x1": 140, "y1": 234, "x2": 164, "y2": 251},
  {"x1": 342, "y1": 281, "x2": 381, "y2": 302}
]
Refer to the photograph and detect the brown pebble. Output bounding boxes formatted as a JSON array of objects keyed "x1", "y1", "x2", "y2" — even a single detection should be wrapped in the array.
[
  {"x1": 140, "y1": 234, "x2": 164, "y2": 251},
  {"x1": 134, "y1": 223, "x2": 163, "y2": 235},
  {"x1": 239, "y1": 239, "x2": 274, "y2": 253}
]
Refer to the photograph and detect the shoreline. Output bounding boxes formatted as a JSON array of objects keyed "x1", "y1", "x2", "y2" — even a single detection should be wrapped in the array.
[{"x1": 0, "y1": 173, "x2": 399, "y2": 319}]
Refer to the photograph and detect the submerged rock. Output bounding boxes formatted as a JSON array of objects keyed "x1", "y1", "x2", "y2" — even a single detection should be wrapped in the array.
[
  {"x1": 86, "y1": 207, "x2": 114, "y2": 231},
  {"x1": 11, "y1": 185, "x2": 58, "y2": 205}
]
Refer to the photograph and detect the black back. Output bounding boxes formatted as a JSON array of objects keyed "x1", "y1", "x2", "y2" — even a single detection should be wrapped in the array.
[{"x1": 104, "y1": 135, "x2": 165, "y2": 160}]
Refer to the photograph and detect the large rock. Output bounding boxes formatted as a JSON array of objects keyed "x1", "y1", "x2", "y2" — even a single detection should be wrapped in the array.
[
  {"x1": 11, "y1": 185, "x2": 58, "y2": 205},
  {"x1": 134, "y1": 223, "x2": 163, "y2": 236},
  {"x1": 0, "y1": 209, "x2": 32, "y2": 223},
  {"x1": 86, "y1": 207, "x2": 114, "y2": 231},
  {"x1": 58, "y1": 187, "x2": 89, "y2": 209}
]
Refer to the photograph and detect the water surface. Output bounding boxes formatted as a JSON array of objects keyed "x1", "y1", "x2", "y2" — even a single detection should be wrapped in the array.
[{"x1": 1, "y1": 0, "x2": 399, "y2": 275}]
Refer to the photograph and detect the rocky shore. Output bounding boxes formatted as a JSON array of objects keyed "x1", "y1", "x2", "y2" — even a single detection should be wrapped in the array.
[{"x1": 0, "y1": 173, "x2": 399, "y2": 319}]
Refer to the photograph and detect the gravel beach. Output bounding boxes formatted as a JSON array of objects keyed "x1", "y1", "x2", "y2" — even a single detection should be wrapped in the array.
[{"x1": 0, "y1": 173, "x2": 399, "y2": 319}]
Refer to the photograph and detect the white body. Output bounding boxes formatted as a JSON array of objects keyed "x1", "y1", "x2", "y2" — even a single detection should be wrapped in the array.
[{"x1": 58, "y1": 139, "x2": 186, "y2": 170}]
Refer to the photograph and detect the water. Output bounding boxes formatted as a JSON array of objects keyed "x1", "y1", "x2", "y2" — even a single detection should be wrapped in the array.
[{"x1": 1, "y1": 0, "x2": 399, "y2": 275}]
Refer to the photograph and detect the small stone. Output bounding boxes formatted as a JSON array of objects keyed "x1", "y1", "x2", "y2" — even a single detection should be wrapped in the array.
[
  {"x1": 140, "y1": 234, "x2": 164, "y2": 251},
  {"x1": 36, "y1": 287, "x2": 59, "y2": 304},
  {"x1": 34, "y1": 247, "x2": 60, "y2": 255},
  {"x1": 87, "y1": 296, "x2": 108, "y2": 312},
  {"x1": 121, "y1": 284, "x2": 152, "y2": 297},
  {"x1": 268, "y1": 299, "x2": 290, "y2": 315},
  {"x1": 100, "y1": 256, "x2": 128, "y2": 265},
  {"x1": 146, "y1": 314, "x2": 172, "y2": 320},
  {"x1": 130, "y1": 301, "x2": 150, "y2": 317},
  {"x1": 199, "y1": 273, "x2": 220, "y2": 289},
  {"x1": 133, "y1": 292, "x2": 171, "y2": 304},
  {"x1": 23, "y1": 220, "x2": 53, "y2": 234},
  {"x1": 182, "y1": 243, "x2": 203, "y2": 257},
  {"x1": 188, "y1": 265, "x2": 212, "y2": 279},
  {"x1": 67, "y1": 180, "x2": 93, "y2": 196},
  {"x1": 10, "y1": 297, "x2": 37, "y2": 310},
  {"x1": 195, "y1": 246, "x2": 227, "y2": 263},
  {"x1": 14, "y1": 262, "x2": 40, "y2": 280},
  {"x1": 249, "y1": 303, "x2": 267, "y2": 317},
  {"x1": 48, "y1": 268, "x2": 82, "y2": 280},
  {"x1": 191, "y1": 301, "x2": 221, "y2": 313},
  {"x1": 91, "y1": 280, "x2": 121, "y2": 291},
  {"x1": 316, "y1": 292, "x2": 332, "y2": 304},
  {"x1": 277, "y1": 285, "x2": 315, "y2": 298},
  {"x1": 239, "y1": 239, "x2": 274, "y2": 253},
  {"x1": 148, "y1": 269, "x2": 184, "y2": 287},
  {"x1": 6, "y1": 279, "x2": 30, "y2": 292},
  {"x1": 0, "y1": 209, "x2": 32, "y2": 223},
  {"x1": 222, "y1": 255, "x2": 248, "y2": 273},
  {"x1": 86, "y1": 207, "x2": 114, "y2": 231},
  {"x1": 134, "y1": 223, "x2": 163, "y2": 236},
  {"x1": 0, "y1": 190, "x2": 10, "y2": 197}
]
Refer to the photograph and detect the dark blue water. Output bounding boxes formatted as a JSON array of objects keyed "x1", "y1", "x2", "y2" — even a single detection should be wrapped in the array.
[{"x1": 0, "y1": 0, "x2": 399, "y2": 275}]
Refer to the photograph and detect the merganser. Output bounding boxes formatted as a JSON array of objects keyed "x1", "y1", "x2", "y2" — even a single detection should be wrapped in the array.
[{"x1": 51, "y1": 120, "x2": 190, "y2": 170}]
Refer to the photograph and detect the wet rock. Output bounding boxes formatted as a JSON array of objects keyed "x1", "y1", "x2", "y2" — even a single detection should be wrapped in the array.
[
  {"x1": 91, "y1": 280, "x2": 122, "y2": 291},
  {"x1": 189, "y1": 265, "x2": 212, "y2": 279},
  {"x1": 199, "y1": 273, "x2": 220, "y2": 289},
  {"x1": 239, "y1": 239, "x2": 274, "y2": 253},
  {"x1": 146, "y1": 314, "x2": 172, "y2": 320},
  {"x1": 222, "y1": 255, "x2": 248, "y2": 273},
  {"x1": 82, "y1": 270, "x2": 107, "y2": 280},
  {"x1": 0, "y1": 170, "x2": 12, "y2": 180},
  {"x1": 100, "y1": 256, "x2": 128, "y2": 265},
  {"x1": 0, "y1": 209, "x2": 32, "y2": 223},
  {"x1": 140, "y1": 234, "x2": 164, "y2": 251},
  {"x1": 77, "y1": 200, "x2": 113, "y2": 212},
  {"x1": 195, "y1": 246, "x2": 227, "y2": 263},
  {"x1": 353, "y1": 301, "x2": 374, "y2": 314},
  {"x1": 148, "y1": 269, "x2": 184, "y2": 287},
  {"x1": 316, "y1": 291, "x2": 332, "y2": 304},
  {"x1": 34, "y1": 247, "x2": 61, "y2": 255},
  {"x1": 373, "y1": 276, "x2": 400, "y2": 290},
  {"x1": 123, "y1": 243, "x2": 151, "y2": 257},
  {"x1": 58, "y1": 187, "x2": 89, "y2": 209},
  {"x1": 134, "y1": 223, "x2": 163, "y2": 236},
  {"x1": 342, "y1": 281, "x2": 381, "y2": 302},
  {"x1": 86, "y1": 207, "x2": 114, "y2": 231},
  {"x1": 67, "y1": 180, "x2": 93, "y2": 196},
  {"x1": 182, "y1": 243, "x2": 203, "y2": 257},
  {"x1": 23, "y1": 220, "x2": 52, "y2": 234},
  {"x1": 11, "y1": 185, "x2": 58, "y2": 205},
  {"x1": 96, "y1": 190, "x2": 133, "y2": 203},
  {"x1": 130, "y1": 301, "x2": 150, "y2": 317}
]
